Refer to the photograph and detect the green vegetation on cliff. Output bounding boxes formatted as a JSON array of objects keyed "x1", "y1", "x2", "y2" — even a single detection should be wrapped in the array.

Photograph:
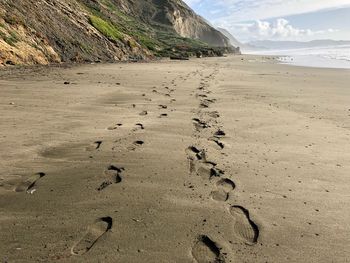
[
  {"x1": 89, "y1": 15, "x2": 123, "y2": 42},
  {"x1": 0, "y1": 0, "x2": 236, "y2": 65}
]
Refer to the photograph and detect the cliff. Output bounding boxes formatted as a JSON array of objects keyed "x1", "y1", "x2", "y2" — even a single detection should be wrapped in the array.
[{"x1": 0, "y1": 0, "x2": 236, "y2": 66}]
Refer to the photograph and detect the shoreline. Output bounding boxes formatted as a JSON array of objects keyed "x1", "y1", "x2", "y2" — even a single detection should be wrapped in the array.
[
  {"x1": 246, "y1": 49, "x2": 350, "y2": 69},
  {"x1": 278, "y1": 54, "x2": 350, "y2": 69},
  {"x1": 4, "y1": 53, "x2": 350, "y2": 79},
  {"x1": 1, "y1": 55, "x2": 349, "y2": 262}
]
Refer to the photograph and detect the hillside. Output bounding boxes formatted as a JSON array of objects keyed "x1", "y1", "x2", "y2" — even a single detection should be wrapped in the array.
[{"x1": 0, "y1": 0, "x2": 236, "y2": 66}]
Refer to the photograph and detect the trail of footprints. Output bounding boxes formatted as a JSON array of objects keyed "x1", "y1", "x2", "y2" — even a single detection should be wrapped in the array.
[
  {"x1": 68, "y1": 69, "x2": 259, "y2": 259},
  {"x1": 189, "y1": 70, "x2": 260, "y2": 262},
  {"x1": 69, "y1": 73, "x2": 183, "y2": 255},
  {"x1": 2, "y1": 70, "x2": 260, "y2": 259}
]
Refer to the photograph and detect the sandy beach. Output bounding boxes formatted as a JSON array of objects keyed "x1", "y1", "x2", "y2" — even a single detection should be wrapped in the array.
[{"x1": 0, "y1": 55, "x2": 349, "y2": 262}]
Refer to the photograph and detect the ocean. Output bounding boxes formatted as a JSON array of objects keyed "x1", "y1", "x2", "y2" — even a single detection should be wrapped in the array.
[{"x1": 247, "y1": 45, "x2": 350, "y2": 69}]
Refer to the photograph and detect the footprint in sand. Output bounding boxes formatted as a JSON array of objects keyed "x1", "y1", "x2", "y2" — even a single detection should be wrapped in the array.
[
  {"x1": 133, "y1": 123, "x2": 144, "y2": 131},
  {"x1": 139, "y1": 110, "x2": 148, "y2": 116},
  {"x1": 159, "y1": 113, "x2": 168, "y2": 118},
  {"x1": 200, "y1": 102, "x2": 210, "y2": 108},
  {"x1": 0, "y1": 172, "x2": 46, "y2": 193},
  {"x1": 97, "y1": 165, "x2": 123, "y2": 191},
  {"x1": 187, "y1": 146, "x2": 206, "y2": 159},
  {"x1": 186, "y1": 146, "x2": 206, "y2": 172},
  {"x1": 16, "y1": 172, "x2": 46, "y2": 193},
  {"x1": 214, "y1": 129, "x2": 226, "y2": 138},
  {"x1": 86, "y1": 141, "x2": 102, "y2": 151},
  {"x1": 200, "y1": 98, "x2": 215, "y2": 108},
  {"x1": 206, "y1": 99, "x2": 216, "y2": 104},
  {"x1": 211, "y1": 178, "x2": 235, "y2": 202},
  {"x1": 186, "y1": 146, "x2": 224, "y2": 179},
  {"x1": 192, "y1": 235, "x2": 224, "y2": 263},
  {"x1": 71, "y1": 217, "x2": 112, "y2": 255},
  {"x1": 159, "y1": 104, "x2": 168, "y2": 109},
  {"x1": 196, "y1": 94, "x2": 208, "y2": 98},
  {"x1": 196, "y1": 162, "x2": 224, "y2": 179},
  {"x1": 14, "y1": 173, "x2": 45, "y2": 193},
  {"x1": 207, "y1": 111, "x2": 220, "y2": 119},
  {"x1": 133, "y1": 140, "x2": 144, "y2": 146},
  {"x1": 192, "y1": 118, "x2": 209, "y2": 131},
  {"x1": 229, "y1": 206, "x2": 259, "y2": 244},
  {"x1": 127, "y1": 140, "x2": 145, "y2": 151},
  {"x1": 107, "y1": 124, "x2": 123, "y2": 130},
  {"x1": 209, "y1": 138, "x2": 224, "y2": 150}
]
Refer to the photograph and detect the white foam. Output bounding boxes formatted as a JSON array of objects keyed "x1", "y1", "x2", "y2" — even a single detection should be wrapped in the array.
[{"x1": 247, "y1": 45, "x2": 350, "y2": 69}]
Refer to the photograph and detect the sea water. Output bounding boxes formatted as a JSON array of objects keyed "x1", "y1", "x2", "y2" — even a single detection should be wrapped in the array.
[{"x1": 247, "y1": 45, "x2": 350, "y2": 69}]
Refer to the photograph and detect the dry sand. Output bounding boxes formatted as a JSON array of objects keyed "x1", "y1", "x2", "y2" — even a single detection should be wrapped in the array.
[{"x1": 0, "y1": 56, "x2": 349, "y2": 262}]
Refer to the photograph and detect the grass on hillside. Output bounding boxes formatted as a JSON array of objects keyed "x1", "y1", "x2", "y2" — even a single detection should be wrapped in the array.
[
  {"x1": 89, "y1": 15, "x2": 123, "y2": 42},
  {"x1": 0, "y1": 30, "x2": 20, "y2": 46},
  {"x1": 83, "y1": 0, "x2": 218, "y2": 57}
]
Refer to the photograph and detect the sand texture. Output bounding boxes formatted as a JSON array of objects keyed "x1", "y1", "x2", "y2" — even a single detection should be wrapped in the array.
[{"x1": 0, "y1": 56, "x2": 349, "y2": 262}]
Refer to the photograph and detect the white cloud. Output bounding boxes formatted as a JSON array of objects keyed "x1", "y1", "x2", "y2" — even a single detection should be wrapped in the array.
[
  {"x1": 232, "y1": 19, "x2": 338, "y2": 41},
  {"x1": 183, "y1": 0, "x2": 349, "y2": 41},
  {"x1": 184, "y1": 0, "x2": 350, "y2": 22}
]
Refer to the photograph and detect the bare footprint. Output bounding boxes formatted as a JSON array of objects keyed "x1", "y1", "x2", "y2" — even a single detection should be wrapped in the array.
[
  {"x1": 71, "y1": 217, "x2": 112, "y2": 255},
  {"x1": 97, "y1": 165, "x2": 123, "y2": 191},
  {"x1": 192, "y1": 235, "x2": 224, "y2": 263},
  {"x1": 133, "y1": 123, "x2": 144, "y2": 131},
  {"x1": 10, "y1": 172, "x2": 46, "y2": 193},
  {"x1": 211, "y1": 178, "x2": 235, "y2": 202},
  {"x1": 229, "y1": 206, "x2": 259, "y2": 244},
  {"x1": 107, "y1": 124, "x2": 122, "y2": 130},
  {"x1": 86, "y1": 141, "x2": 102, "y2": 151}
]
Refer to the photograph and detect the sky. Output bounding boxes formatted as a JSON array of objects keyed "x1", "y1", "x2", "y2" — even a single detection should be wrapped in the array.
[{"x1": 183, "y1": 0, "x2": 350, "y2": 43}]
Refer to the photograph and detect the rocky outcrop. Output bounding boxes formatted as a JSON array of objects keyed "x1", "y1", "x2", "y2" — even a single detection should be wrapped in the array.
[{"x1": 0, "y1": 0, "x2": 236, "y2": 66}]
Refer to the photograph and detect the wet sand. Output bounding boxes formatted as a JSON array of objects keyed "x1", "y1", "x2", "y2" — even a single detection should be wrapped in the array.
[{"x1": 0, "y1": 56, "x2": 349, "y2": 262}]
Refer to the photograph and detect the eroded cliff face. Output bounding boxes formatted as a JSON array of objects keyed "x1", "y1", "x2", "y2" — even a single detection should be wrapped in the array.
[
  {"x1": 114, "y1": 0, "x2": 231, "y2": 47},
  {"x1": 0, "y1": 0, "x2": 151, "y2": 65},
  {"x1": 0, "y1": 0, "x2": 234, "y2": 66},
  {"x1": 166, "y1": 2, "x2": 230, "y2": 47}
]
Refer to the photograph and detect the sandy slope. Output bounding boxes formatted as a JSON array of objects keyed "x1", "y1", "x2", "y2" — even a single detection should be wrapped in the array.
[{"x1": 0, "y1": 56, "x2": 349, "y2": 262}]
